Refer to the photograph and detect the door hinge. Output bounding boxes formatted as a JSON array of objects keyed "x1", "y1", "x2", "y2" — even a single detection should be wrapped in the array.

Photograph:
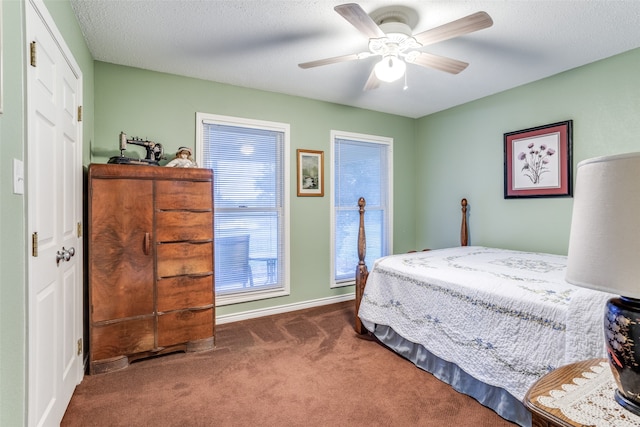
[
  {"x1": 30, "y1": 41, "x2": 37, "y2": 67},
  {"x1": 77, "y1": 106, "x2": 83, "y2": 122},
  {"x1": 77, "y1": 338, "x2": 83, "y2": 356},
  {"x1": 77, "y1": 222, "x2": 83, "y2": 238},
  {"x1": 32, "y1": 232, "x2": 38, "y2": 257}
]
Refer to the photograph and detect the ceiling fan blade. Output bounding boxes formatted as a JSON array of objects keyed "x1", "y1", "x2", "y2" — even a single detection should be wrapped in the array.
[
  {"x1": 363, "y1": 68, "x2": 381, "y2": 91},
  {"x1": 407, "y1": 52, "x2": 469, "y2": 74},
  {"x1": 413, "y1": 11, "x2": 493, "y2": 47},
  {"x1": 335, "y1": 3, "x2": 385, "y2": 39},
  {"x1": 298, "y1": 53, "x2": 361, "y2": 69}
]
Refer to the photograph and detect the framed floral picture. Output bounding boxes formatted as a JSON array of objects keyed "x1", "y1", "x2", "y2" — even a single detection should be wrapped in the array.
[
  {"x1": 297, "y1": 149, "x2": 324, "y2": 197},
  {"x1": 504, "y1": 120, "x2": 573, "y2": 199}
]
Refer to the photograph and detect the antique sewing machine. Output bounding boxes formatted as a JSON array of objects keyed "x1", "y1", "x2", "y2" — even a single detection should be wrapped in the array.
[{"x1": 108, "y1": 132, "x2": 165, "y2": 165}]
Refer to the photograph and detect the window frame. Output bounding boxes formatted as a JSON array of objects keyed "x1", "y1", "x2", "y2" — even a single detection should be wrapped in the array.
[
  {"x1": 330, "y1": 130, "x2": 393, "y2": 288},
  {"x1": 195, "y1": 112, "x2": 291, "y2": 306}
]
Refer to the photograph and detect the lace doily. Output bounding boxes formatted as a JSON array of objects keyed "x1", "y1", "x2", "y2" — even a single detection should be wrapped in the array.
[{"x1": 537, "y1": 361, "x2": 640, "y2": 426}]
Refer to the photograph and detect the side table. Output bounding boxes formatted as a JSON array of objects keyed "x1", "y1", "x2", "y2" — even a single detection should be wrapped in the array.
[{"x1": 525, "y1": 358, "x2": 640, "y2": 427}]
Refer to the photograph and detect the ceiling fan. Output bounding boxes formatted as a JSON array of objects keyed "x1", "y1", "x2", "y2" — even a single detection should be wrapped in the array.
[{"x1": 298, "y1": 3, "x2": 493, "y2": 90}]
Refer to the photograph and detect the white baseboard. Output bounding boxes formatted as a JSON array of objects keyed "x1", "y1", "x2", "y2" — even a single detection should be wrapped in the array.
[{"x1": 216, "y1": 293, "x2": 355, "y2": 324}]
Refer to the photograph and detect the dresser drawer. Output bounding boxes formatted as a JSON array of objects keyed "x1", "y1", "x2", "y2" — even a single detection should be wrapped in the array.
[
  {"x1": 91, "y1": 273, "x2": 154, "y2": 322},
  {"x1": 157, "y1": 274, "x2": 213, "y2": 312},
  {"x1": 157, "y1": 242, "x2": 213, "y2": 277},
  {"x1": 155, "y1": 211, "x2": 213, "y2": 242},
  {"x1": 91, "y1": 317, "x2": 155, "y2": 360},
  {"x1": 155, "y1": 180, "x2": 212, "y2": 210},
  {"x1": 157, "y1": 307, "x2": 214, "y2": 347}
]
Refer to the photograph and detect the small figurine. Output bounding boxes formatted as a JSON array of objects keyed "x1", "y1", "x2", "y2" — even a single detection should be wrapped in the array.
[{"x1": 165, "y1": 147, "x2": 197, "y2": 168}]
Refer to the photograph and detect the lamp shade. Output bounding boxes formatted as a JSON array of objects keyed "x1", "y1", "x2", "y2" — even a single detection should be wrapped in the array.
[
  {"x1": 566, "y1": 152, "x2": 640, "y2": 298},
  {"x1": 374, "y1": 55, "x2": 406, "y2": 83}
]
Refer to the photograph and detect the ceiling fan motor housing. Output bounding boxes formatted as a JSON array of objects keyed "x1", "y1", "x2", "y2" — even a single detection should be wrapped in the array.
[{"x1": 380, "y1": 21, "x2": 412, "y2": 40}]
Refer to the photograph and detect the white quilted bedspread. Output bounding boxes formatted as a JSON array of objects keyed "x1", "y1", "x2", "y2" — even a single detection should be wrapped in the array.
[{"x1": 358, "y1": 246, "x2": 614, "y2": 401}]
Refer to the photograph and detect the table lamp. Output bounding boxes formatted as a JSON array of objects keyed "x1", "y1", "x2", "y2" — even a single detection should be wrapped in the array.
[{"x1": 566, "y1": 152, "x2": 640, "y2": 415}]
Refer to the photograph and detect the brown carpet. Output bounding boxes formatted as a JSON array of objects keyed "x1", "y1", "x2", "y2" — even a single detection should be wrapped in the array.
[{"x1": 62, "y1": 301, "x2": 516, "y2": 426}]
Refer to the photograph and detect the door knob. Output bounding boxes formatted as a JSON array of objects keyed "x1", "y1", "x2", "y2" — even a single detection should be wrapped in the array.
[{"x1": 56, "y1": 246, "x2": 76, "y2": 265}]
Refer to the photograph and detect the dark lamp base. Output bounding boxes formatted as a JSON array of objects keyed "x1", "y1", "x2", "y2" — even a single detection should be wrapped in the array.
[
  {"x1": 619, "y1": 296, "x2": 640, "y2": 305},
  {"x1": 615, "y1": 389, "x2": 640, "y2": 416},
  {"x1": 606, "y1": 297, "x2": 640, "y2": 416}
]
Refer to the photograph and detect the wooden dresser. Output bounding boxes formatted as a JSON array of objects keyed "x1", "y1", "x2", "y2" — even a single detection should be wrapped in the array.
[{"x1": 87, "y1": 164, "x2": 215, "y2": 374}]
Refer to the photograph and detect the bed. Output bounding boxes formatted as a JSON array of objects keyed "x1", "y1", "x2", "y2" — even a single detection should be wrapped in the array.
[{"x1": 353, "y1": 198, "x2": 614, "y2": 427}]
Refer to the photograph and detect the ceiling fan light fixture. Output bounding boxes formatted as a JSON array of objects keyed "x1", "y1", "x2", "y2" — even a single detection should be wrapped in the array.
[{"x1": 374, "y1": 55, "x2": 406, "y2": 82}]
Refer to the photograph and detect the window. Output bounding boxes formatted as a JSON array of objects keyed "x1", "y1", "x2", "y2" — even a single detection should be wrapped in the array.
[
  {"x1": 196, "y1": 113, "x2": 290, "y2": 305},
  {"x1": 331, "y1": 131, "x2": 392, "y2": 286}
]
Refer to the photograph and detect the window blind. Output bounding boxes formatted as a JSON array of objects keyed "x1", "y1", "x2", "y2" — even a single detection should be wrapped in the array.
[
  {"x1": 334, "y1": 137, "x2": 390, "y2": 282},
  {"x1": 202, "y1": 121, "x2": 285, "y2": 295}
]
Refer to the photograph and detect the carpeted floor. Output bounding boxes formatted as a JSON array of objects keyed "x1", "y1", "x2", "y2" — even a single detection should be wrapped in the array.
[{"x1": 62, "y1": 301, "x2": 517, "y2": 426}]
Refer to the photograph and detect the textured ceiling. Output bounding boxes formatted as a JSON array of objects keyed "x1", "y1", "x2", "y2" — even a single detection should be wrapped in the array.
[{"x1": 70, "y1": 1, "x2": 640, "y2": 118}]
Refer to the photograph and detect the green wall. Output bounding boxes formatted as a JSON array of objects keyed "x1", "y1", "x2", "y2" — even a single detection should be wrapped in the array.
[
  {"x1": 0, "y1": 1, "x2": 28, "y2": 425},
  {"x1": 92, "y1": 61, "x2": 417, "y2": 317},
  {"x1": 0, "y1": 0, "x2": 94, "y2": 425},
  {"x1": 416, "y1": 47, "x2": 640, "y2": 255}
]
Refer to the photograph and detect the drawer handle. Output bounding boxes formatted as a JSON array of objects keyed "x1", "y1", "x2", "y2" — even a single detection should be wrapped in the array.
[
  {"x1": 185, "y1": 273, "x2": 212, "y2": 279},
  {"x1": 189, "y1": 305, "x2": 214, "y2": 312},
  {"x1": 143, "y1": 232, "x2": 150, "y2": 255}
]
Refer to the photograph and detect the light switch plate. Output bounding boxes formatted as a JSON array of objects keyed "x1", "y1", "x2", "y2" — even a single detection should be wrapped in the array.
[{"x1": 13, "y1": 158, "x2": 24, "y2": 195}]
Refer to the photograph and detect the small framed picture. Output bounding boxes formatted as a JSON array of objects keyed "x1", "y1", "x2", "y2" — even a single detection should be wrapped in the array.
[
  {"x1": 297, "y1": 149, "x2": 324, "y2": 197},
  {"x1": 504, "y1": 120, "x2": 573, "y2": 199}
]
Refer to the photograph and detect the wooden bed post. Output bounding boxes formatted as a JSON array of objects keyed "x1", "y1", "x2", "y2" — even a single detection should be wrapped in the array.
[
  {"x1": 461, "y1": 198, "x2": 469, "y2": 246},
  {"x1": 354, "y1": 197, "x2": 369, "y2": 334}
]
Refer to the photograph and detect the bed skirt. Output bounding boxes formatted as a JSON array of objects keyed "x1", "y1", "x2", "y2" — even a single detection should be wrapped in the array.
[{"x1": 367, "y1": 321, "x2": 531, "y2": 427}]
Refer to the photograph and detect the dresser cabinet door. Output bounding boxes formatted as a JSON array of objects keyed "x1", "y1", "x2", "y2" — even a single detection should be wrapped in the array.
[{"x1": 89, "y1": 178, "x2": 155, "y2": 321}]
